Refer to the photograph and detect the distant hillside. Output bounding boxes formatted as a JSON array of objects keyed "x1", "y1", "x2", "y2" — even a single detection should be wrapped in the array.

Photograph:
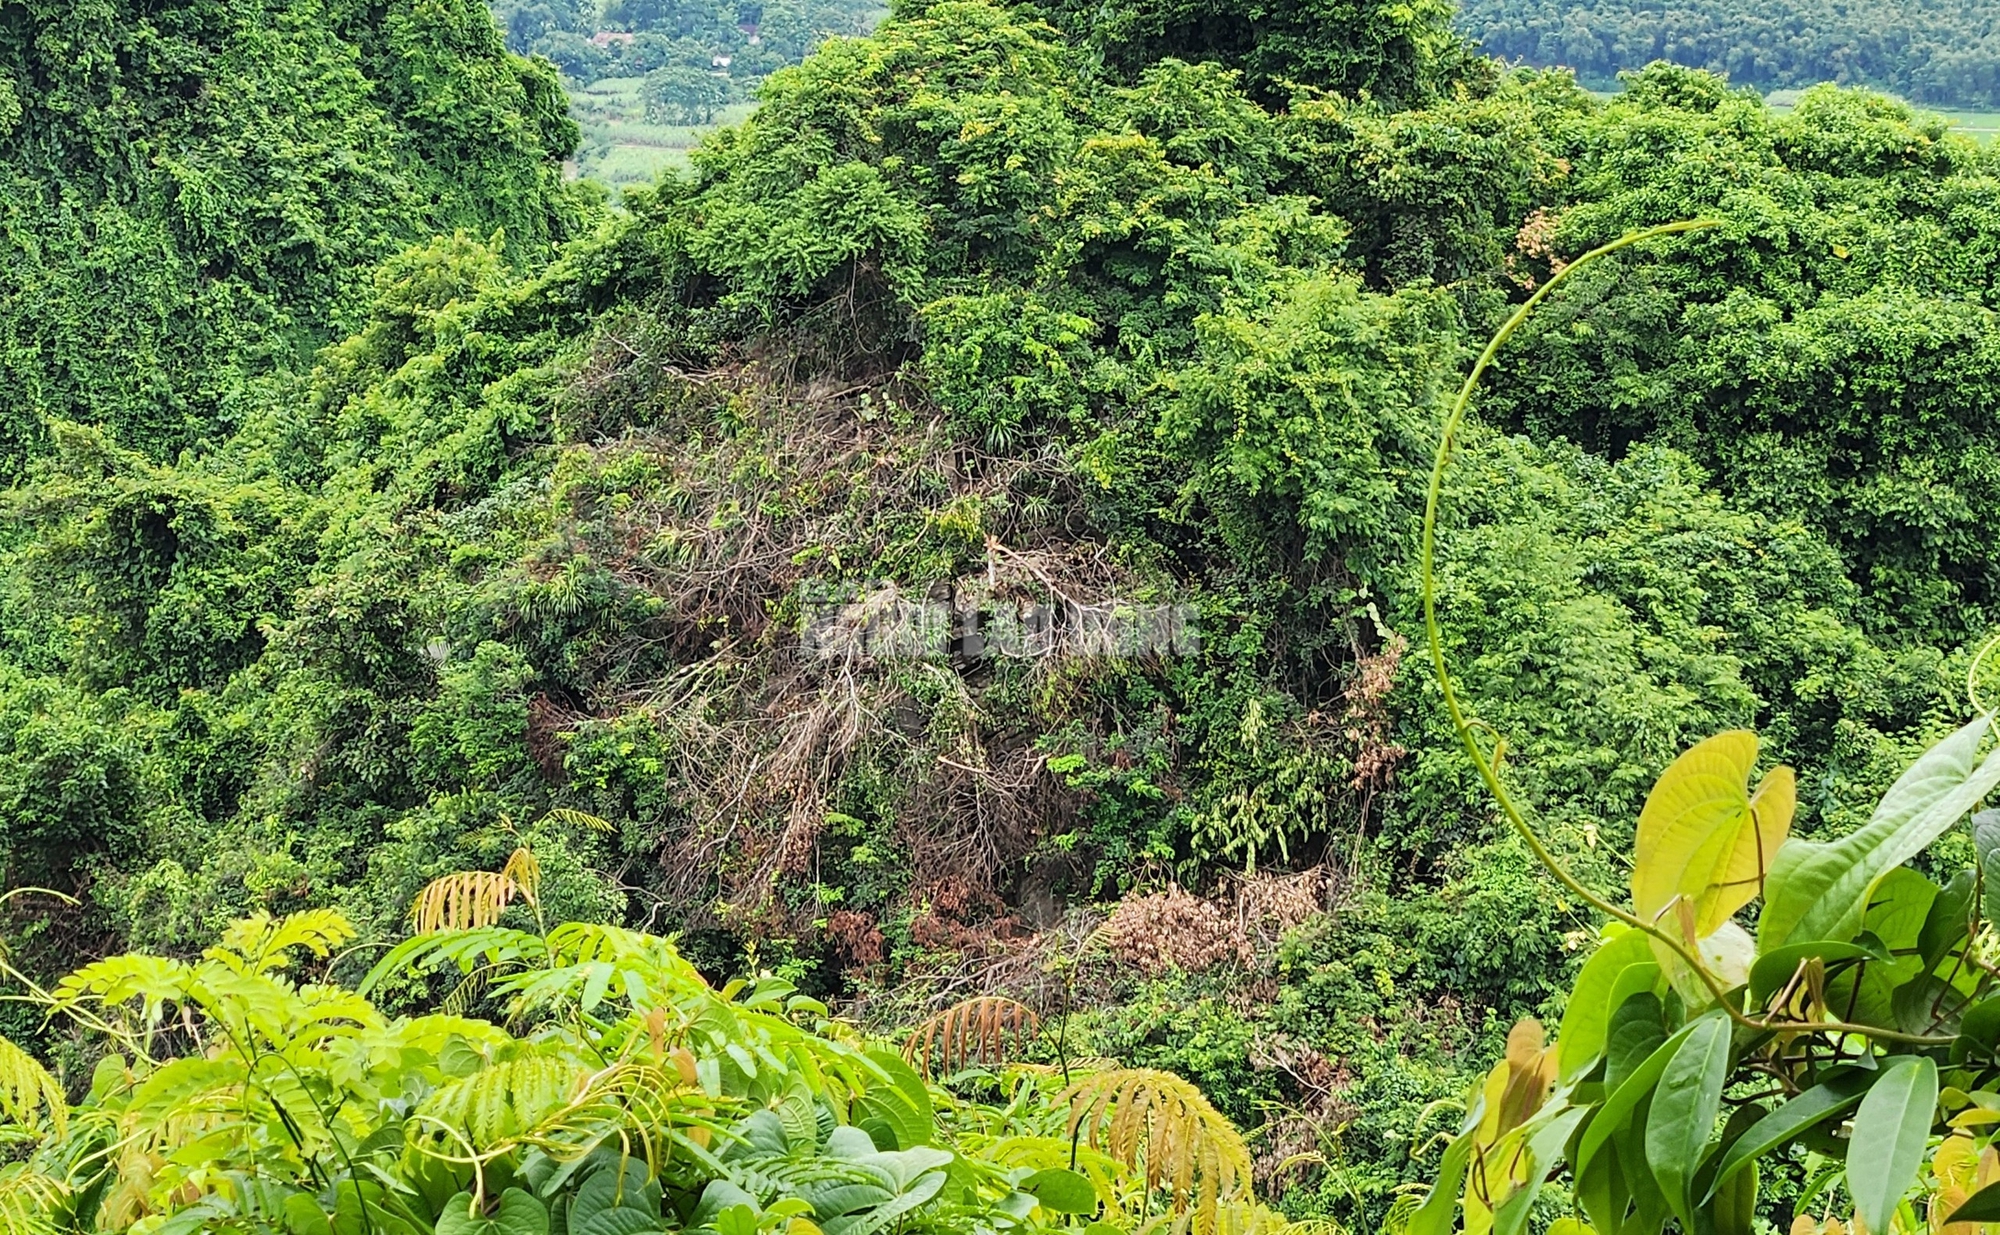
[
  {"x1": 1456, "y1": 0, "x2": 2000, "y2": 107},
  {"x1": 491, "y1": 0, "x2": 884, "y2": 186}
]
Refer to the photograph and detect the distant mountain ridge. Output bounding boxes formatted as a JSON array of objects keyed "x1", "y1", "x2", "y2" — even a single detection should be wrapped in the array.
[{"x1": 1456, "y1": 0, "x2": 2000, "y2": 108}]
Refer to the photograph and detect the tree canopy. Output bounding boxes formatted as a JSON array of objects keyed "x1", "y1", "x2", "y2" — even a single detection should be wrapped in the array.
[
  {"x1": 6, "y1": 0, "x2": 2000, "y2": 1229},
  {"x1": 0, "y1": 0, "x2": 587, "y2": 470}
]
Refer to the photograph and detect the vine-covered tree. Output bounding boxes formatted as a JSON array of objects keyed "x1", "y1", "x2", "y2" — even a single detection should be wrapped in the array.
[{"x1": 0, "y1": 0, "x2": 587, "y2": 471}]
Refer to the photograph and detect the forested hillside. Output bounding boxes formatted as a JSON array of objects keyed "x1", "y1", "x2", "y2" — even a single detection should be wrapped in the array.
[
  {"x1": 0, "y1": 0, "x2": 587, "y2": 469},
  {"x1": 1456, "y1": 0, "x2": 2000, "y2": 107},
  {"x1": 9, "y1": 0, "x2": 2000, "y2": 1228}
]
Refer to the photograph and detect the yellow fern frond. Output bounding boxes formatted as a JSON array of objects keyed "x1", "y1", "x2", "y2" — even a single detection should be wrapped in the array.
[
  {"x1": 902, "y1": 996, "x2": 1041, "y2": 1078},
  {"x1": 0, "y1": 1036, "x2": 65, "y2": 1134},
  {"x1": 0, "y1": 1165, "x2": 68, "y2": 1234},
  {"x1": 411, "y1": 869, "x2": 522, "y2": 933},
  {"x1": 500, "y1": 846, "x2": 541, "y2": 905},
  {"x1": 51, "y1": 954, "x2": 189, "y2": 1014},
  {"x1": 1212, "y1": 1202, "x2": 1314, "y2": 1235},
  {"x1": 1061, "y1": 1068, "x2": 1253, "y2": 1234},
  {"x1": 541, "y1": 808, "x2": 616, "y2": 834}
]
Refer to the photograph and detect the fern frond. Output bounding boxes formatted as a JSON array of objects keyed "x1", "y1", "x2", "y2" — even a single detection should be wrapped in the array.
[
  {"x1": 0, "y1": 1037, "x2": 64, "y2": 1134},
  {"x1": 209, "y1": 909, "x2": 355, "y2": 973},
  {"x1": 902, "y1": 996, "x2": 1040, "y2": 1079},
  {"x1": 442, "y1": 967, "x2": 490, "y2": 1017},
  {"x1": 416, "y1": 1054, "x2": 583, "y2": 1150},
  {"x1": 500, "y1": 846, "x2": 542, "y2": 904},
  {"x1": 52, "y1": 953, "x2": 191, "y2": 1015},
  {"x1": 542, "y1": 808, "x2": 617, "y2": 834},
  {"x1": 411, "y1": 869, "x2": 522, "y2": 933},
  {"x1": 358, "y1": 926, "x2": 547, "y2": 996},
  {"x1": 1061, "y1": 1068, "x2": 1253, "y2": 1233},
  {"x1": 0, "y1": 1165, "x2": 67, "y2": 1234}
]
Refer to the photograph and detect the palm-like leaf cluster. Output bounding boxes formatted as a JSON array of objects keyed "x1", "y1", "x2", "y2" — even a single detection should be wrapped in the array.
[{"x1": 0, "y1": 869, "x2": 1317, "y2": 1235}]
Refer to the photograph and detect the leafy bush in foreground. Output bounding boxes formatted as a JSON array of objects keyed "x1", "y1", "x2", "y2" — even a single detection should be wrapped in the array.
[
  {"x1": 0, "y1": 855, "x2": 1295, "y2": 1235},
  {"x1": 1412, "y1": 229, "x2": 2000, "y2": 1234}
]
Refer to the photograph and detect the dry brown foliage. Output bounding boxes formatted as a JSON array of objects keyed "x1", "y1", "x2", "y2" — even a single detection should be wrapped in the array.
[
  {"x1": 1508, "y1": 207, "x2": 1569, "y2": 290},
  {"x1": 1096, "y1": 886, "x2": 1253, "y2": 977},
  {"x1": 1343, "y1": 634, "x2": 1406, "y2": 797},
  {"x1": 908, "y1": 875, "x2": 1027, "y2": 954},
  {"x1": 900, "y1": 994, "x2": 1041, "y2": 1078},
  {"x1": 826, "y1": 910, "x2": 884, "y2": 968},
  {"x1": 1228, "y1": 866, "x2": 1337, "y2": 954},
  {"x1": 535, "y1": 333, "x2": 1143, "y2": 937}
]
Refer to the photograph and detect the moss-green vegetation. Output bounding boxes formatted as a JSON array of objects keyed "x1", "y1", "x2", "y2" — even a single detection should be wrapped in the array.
[
  {"x1": 0, "y1": 0, "x2": 588, "y2": 471},
  {"x1": 7, "y1": 0, "x2": 2000, "y2": 1228}
]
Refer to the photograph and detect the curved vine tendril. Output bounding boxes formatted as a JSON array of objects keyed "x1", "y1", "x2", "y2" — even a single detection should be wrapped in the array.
[
  {"x1": 1418, "y1": 217, "x2": 1951, "y2": 1046},
  {"x1": 1967, "y1": 629, "x2": 2000, "y2": 718}
]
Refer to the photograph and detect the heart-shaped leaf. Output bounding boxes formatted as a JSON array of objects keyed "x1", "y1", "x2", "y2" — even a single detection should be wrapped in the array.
[
  {"x1": 1634, "y1": 731, "x2": 1794, "y2": 936},
  {"x1": 1022, "y1": 1168, "x2": 1098, "y2": 1215}
]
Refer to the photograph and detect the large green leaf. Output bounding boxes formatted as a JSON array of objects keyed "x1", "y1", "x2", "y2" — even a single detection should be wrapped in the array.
[
  {"x1": 1644, "y1": 1014, "x2": 1730, "y2": 1229},
  {"x1": 1702, "y1": 1072, "x2": 1868, "y2": 1200},
  {"x1": 1491, "y1": 1105, "x2": 1588, "y2": 1235},
  {"x1": 568, "y1": 1159, "x2": 665, "y2": 1235},
  {"x1": 1977, "y1": 809, "x2": 2000, "y2": 926},
  {"x1": 330, "y1": 1182, "x2": 433, "y2": 1235},
  {"x1": 822, "y1": 1170, "x2": 946, "y2": 1235},
  {"x1": 1846, "y1": 1056, "x2": 1938, "y2": 1235},
  {"x1": 1957, "y1": 993, "x2": 2000, "y2": 1061},
  {"x1": 1632, "y1": 732, "x2": 1794, "y2": 937},
  {"x1": 1946, "y1": 1179, "x2": 2000, "y2": 1223},
  {"x1": 1761, "y1": 716, "x2": 2000, "y2": 949},
  {"x1": 1575, "y1": 1017, "x2": 1703, "y2": 1185},
  {"x1": 1919, "y1": 867, "x2": 1976, "y2": 968},
  {"x1": 1604, "y1": 992, "x2": 1667, "y2": 1092},
  {"x1": 1021, "y1": 1168, "x2": 1098, "y2": 1215},
  {"x1": 1556, "y1": 927, "x2": 1657, "y2": 1083},
  {"x1": 437, "y1": 1190, "x2": 552, "y2": 1235},
  {"x1": 855, "y1": 1048, "x2": 935, "y2": 1149},
  {"x1": 1712, "y1": 1159, "x2": 1757, "y2": 1235}
]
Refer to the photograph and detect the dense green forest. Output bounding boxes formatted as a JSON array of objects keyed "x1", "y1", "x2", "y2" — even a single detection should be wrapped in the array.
[
  {"x1": 1456, "y1": 0, "x2": 2000, "y2": 108},
  {"x1": 12, "y1": 0, "x2": 2000, "y2": 1228}
]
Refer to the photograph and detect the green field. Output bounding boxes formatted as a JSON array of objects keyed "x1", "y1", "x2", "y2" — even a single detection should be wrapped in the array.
[
  {"x1": 1918, "y1": 108, "x2": 1997, "y2": 140},
  {"x1": 567, "y1": 76, "x2": 757, "y2": 190},
  {"x1": 1760, "y1": 88, "x2": 2000, "y2": 140}
]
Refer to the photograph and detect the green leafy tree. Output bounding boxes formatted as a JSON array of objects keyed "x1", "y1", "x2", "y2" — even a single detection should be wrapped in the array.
[
  {"x1": 1029, "y1": 0, "x2": 1464, "y2": 105},
  {"x1": 645, "y1": 64, "x2": 730, "y2": 122},
  {"x1": 0, "y1": 0, "x2": 586, "y2": 471}
]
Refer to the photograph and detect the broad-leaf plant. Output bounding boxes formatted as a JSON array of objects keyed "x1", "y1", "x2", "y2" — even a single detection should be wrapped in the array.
[{"x1": 1414, "y1": 223, "x2": 2000, "y2": 1235}]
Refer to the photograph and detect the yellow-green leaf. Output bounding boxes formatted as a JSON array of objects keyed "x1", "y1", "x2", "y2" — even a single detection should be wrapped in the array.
[{"x1": 1633, "y1": 731, "x2": 1794, "y2": 936}]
